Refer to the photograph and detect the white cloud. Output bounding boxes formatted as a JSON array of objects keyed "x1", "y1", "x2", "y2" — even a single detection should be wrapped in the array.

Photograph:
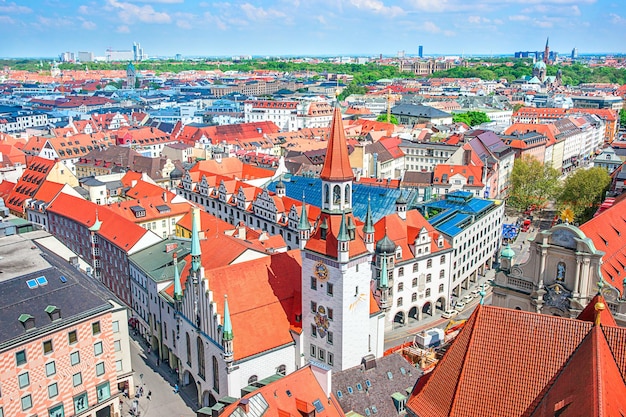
[
  {"x1": 533, "y1": 19, "x2": 554, "y2": 28},
  {"x1": 78, "y1": 5, "x2": 89, "y2": 14},
  {"x1": 81, "y1": 20, "x2": 97, "y2": 30},
  {"x1": 609, "y1": 13, "x2": 625, "y2": 24},
  {"x1": 0, "y1": 2, "x2": 31, "y2": 13},
  {"x1": 203, "y1": 11, "x2": 228, "y2": 30},
  {"x1": 126, "y1": 0, "x2": 183, "y2": 3},
  {"x1": 468, "y1": 15, "x2": 491, "y2": 24},
  {"x1": 239, "y1": 3, "x2": 286, "y2": 21},
  {"x1": 107, "y1": 0, "x2": 171, "y2": 24},
  {"x1": 522, "y1": 4, "x2": 581, "y2": 15},
  {"x1": 349, "y1": 0, "x2": 404, "y2": 17},
  {"x1": 407, "y1": 0, "x2": 452, "y2": 12},
  {"x1": 509, "y1": 14, "x2": 530, "y2": 21},
  {"x1": 116, "y1": 25, "x2": 131, "y2": 32},
  {"x1": 0, "y1": 15, "x2": 15, "y2": 23}
]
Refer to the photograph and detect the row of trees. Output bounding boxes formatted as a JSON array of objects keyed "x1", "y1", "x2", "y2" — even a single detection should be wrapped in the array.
[
  {"x1": 452, "y1": 111, "x2": 491, "y2": 126},
  {"x1": 508, "y1": 156, "x2": 612, "y2": 223}
]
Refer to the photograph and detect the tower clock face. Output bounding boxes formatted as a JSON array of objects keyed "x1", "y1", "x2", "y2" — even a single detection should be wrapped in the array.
[{"x1": 314, "y1": 261, "x2": 329, "y2": 282}]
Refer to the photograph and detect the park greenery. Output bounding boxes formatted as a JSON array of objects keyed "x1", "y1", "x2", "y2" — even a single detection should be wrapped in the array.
[
  {"x1": 3, "y1": 58, "x2": 626, "y2": 87},
  {"x1": 620, "y1": 109, "x2": 626, "y2": 126},
  {"x1": 452, "y1": 111, "x2": 490, "y2": 126},
  {"x1": 375, "y1": 114, "x2": 399, "y2": 124},
  {"x1": 509, "y1": 156, "x2": 561, "y2": 212}
]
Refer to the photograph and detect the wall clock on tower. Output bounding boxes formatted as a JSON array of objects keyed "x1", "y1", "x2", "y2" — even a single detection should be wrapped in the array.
[{"x1": 314, "y1": 261, "x2": 328, "y2": 282}]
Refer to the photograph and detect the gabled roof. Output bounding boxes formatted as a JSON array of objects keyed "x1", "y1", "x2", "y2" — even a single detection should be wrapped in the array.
[
  {"x1": 320, "y1": 106, "x2": 354, "y2": 181},
  {"x1": 576, "y1": 294, "x2": 618, "y2": 326},
  {"x1": 579, "y1": 197, "x2": 626, "y2": 296},
  {"x1": 407, "y1": 304, "x2": 626, "y2": 417},
  {"x1": 305, "y1": 212, "x2": 369, "y2": 259},
  {"x1": 6, "y1": 156, "x2": 56, "y2": 214},
  {"x1": 191, "y1": 158, "x2": 274, "y2": 180}
]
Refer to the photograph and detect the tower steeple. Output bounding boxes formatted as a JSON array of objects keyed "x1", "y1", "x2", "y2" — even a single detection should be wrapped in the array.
[
  {"x1": 320, "y1": 105, "x2": 353, "y2": 213},
  {"x1": 363, "y1": 197, "x2": 375, "y2": 252}
]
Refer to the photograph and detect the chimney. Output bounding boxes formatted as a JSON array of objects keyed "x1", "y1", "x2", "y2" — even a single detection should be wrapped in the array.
[
  {"x1": 131, "y1": 179, "x2": 137, "y2": 187},
  {"x1": 310, "y1": 361, "x2": 332, "y2": 399},
  {"x1": 463, "y1": 148, "x2": 472, "y2": 165},
  {"x1": 163, "y1": 191, "x2": 167, "y2": 203},
  {"x1": 238, "y1": 398, "x2": 250, "y2": 413}
]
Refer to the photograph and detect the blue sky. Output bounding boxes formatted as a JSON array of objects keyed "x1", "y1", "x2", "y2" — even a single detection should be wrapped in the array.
[{"x1": 1, "y1": 0, "x2": 625, "y2": 58}]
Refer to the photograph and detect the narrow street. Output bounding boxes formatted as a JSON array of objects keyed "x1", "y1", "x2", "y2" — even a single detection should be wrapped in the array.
[{"x1": 121, "y1": 334, "x2": 196, "y2": 417}]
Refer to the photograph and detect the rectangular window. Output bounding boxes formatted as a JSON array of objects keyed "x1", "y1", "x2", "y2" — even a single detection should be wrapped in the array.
[
  {"x1": 74, "y1": 392, "x2": 89, "y2": 414},
  {"x1": 328, "y1": 352, "x2": 334, "y2": 366},
  {"x1": 92, "y1": 321, "x2": 101, "y2": 335},
  {"x1": 21, "y1": 394, "x2": 32, "y2": 411},
  {"x1": 328, "y1": 308, "x2": 333, "y2": 321},
  {"x1": 311, "y1": 301, "x2": 317, "y2": 313},
  {"x1": 46, "y1": 361, "x2": 56, "y2": 377},
  {"x1": 48, "y1": 383, "x2": 58, "y2": 398},
  {"x1": 72, "y1": 372, "x2": 82, "y2": 387},
  {"x1": 327, "y1": 331, "x2": 333, "y2": 345},
  {"x1": 95, "y1": 362, "x2": 105, "y2": 376},
  {"x1": 49, "y1": 403, "x2": 65, "y2": 417},
  {"x1": 116, "y1": 360, "x2": 123, "y2": 372},
  {"x1": 15, "y1": 350, "x2": 27, "y2": 366},
  {"x1": 43, "y1": 339, "x2": 54, "y2": 354},
  {"x1": 18, "y1": 372, "x2": 30, "y2": 388},
  {"x1": 97, "y1": 382, "x2": 111, "y2": 403},
  {"x1": 310, "y1": 344, "x2": 316, "y2": 357},
  {"x1": 112, "y1": 321, "x2": 119, "y2": 333},
  {"x1": 327, "y1": 283, "x2": 334, "y2": 296},
  {"x1": 310, "y1": 276, "x2": 317, "y2": 290},
  {"x1": 68, "y1": 330, "x2": 78, "y2": 344},
  {"x1": 70, "y1": 351, "x2": 80, "y2": 365},
  {"x1": 318, "y1": 348, "x2": 325, "y2": 361},
  {"x1": 94, "y1": 341, "x2": 103, "y2": 356},
  {"x1": 114, "y1": 340, "x2": 121, "y2": 352},
  {"x1": 311, "y1": 324, "x2": 317, "y2": 337}
]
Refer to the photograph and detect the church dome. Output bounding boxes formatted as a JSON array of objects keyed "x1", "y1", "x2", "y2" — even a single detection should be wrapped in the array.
[
  {"x1": 533, "y1": 61, "x2": 546, "y2": 70},
  {"x1": 500, "y1": 244, "x2": 515, "y2": 259},
  {"x1": 375, "y1": 234, "x2": 396, "y2": 254},
  {"x1": 169, "y1": 167, "x2": 183, "y2": 179}
]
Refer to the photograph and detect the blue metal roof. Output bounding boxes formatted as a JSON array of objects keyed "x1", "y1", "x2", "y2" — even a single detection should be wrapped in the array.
[
  {"x1": 267, "y1": 176, "x2": 408, "y2": 223},
  {"x1": 420, "y1": 191, "x2": 497, "y2": 237}
]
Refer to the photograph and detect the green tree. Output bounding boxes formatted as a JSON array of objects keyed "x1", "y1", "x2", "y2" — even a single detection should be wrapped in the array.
[
  {"x1": 375, "y1": 114, "x2": 398, "y2": 124},
  {"x1": 509, "y1": 156, "x2": 561, "y2": 211},
  {"x1": 452, "y1": 111, "x2": 490, "y2": 126},
  {"x1": 620, "y1": 109, "x2": 626, "y2": 127},
  {"x1": 557, "y1": 167, "x2": 611, "y2": 223},
  {"x1": 337, "y1": 82, "x2": 367, "y2": 101}
]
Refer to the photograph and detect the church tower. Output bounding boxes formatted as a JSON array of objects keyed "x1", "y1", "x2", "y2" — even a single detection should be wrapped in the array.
[
  {"x1": 126, "y1": 62, "x2": 136, "y2": 89},
  {"x1": 544, "y1": 37, "x2": 550, "y2": 65},
  {"x1": 301, "y1": 105, "x2": 384, "y2": 371}
]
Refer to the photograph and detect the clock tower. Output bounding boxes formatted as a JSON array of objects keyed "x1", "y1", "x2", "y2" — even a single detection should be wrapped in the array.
[{"x1": 301, "y1": 104, "x2": 384, "y2": 371}]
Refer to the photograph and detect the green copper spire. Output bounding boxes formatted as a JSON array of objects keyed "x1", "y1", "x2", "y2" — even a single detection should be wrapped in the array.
[
  {"x1": 173, "y1": 252, "x2": 182, "y2": 300},
  {"x1": 223, "y1": 295, "x2": 233, "y2": 341},
  {"x1": 338, "y1": 211, "x2": 349, "y2": 242},
  {"x1": 380, "y1": 256, "x2": 389, "y2": 288},
  {"x1": 363, "y1": 196, "x2": 375, "y2": 234},
  {"x1": 297, "y1": 198, "x2": 311, "y2": 231},
  {"x1": 191, "y1": 207, "x2": 201, "y2": 271}
]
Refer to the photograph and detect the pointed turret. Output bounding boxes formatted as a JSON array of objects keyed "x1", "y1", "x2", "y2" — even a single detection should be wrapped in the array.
[
  {"x1": 320, "y1": 106, "x2": 353, "y2": 182},
  {"x1": 222, "y1": 295, "x2": 234, "y2": 363},
  {"x1": 173, "y1": 252, "x2": 182, "y2": 300},
  {"x1": 190, "y1": 206, "x2": 201, "y2": 271},
  {"x1": 363, "y1": 197, "x2": 375, "y2": 252},
  {"x1": 338, "y1": 211, "x2": 349, "y2": 262},
  {"x1": 298, "y1": 198, "x2": 311, "y2": 250}
]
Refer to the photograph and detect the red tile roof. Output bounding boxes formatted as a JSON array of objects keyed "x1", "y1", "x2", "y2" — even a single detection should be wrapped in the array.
[
  {"x1": 579, "y1": 197, "x2": 626, "y2": 296},
  {"x1": 305, "y1": 212, "x2": 369, "y2": 259},
  {"x1": 191, "y1": 158, "x2": 274, "y2": 180},
  {"x1": 176, "y1": 209, "x2": 233, "y2": 235},
  {"x1": 576, "y1": 294, "x2": 617, "y2": 327},
  {"x1": 319, "y1": 106, "x2": 354, "y2": 181},
  {"x1": 407, "y1": 304, "x2": 626, "y2": 417},
  {"x1": 219, "y1": 366, "x2": 343, "y2": 416},
  {"x1": 6, "y1": 156, "x2": 56, "y2": 214},
  {"x1": 46, "y1": 193, "x2": 151, "y2": 252},
  {"x1": 172, "y1": 250, "x2": 302, "y2": 360},
  {"x1": 433, "y1": 165, "x2": 484, "y2": 187}
]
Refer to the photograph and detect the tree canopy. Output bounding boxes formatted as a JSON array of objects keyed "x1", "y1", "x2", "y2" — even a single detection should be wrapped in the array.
[
  {"x1": 337, "y1": 82, "x2": 367, "y2": 100},
  {"x1": 557, "y1": 167, "x2": 611, "y2": 223},
  {"x1": 509, "y1": 156, "x2": 561, "y2": 211},
  {"x1": 452, "y1": 111, "x2": 491, "y2": 126},
  {"x1": 375, "y1": 114, "x2": 398, "y2": 124}
]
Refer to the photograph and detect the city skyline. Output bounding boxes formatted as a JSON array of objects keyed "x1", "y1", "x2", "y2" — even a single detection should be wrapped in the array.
[{"x1": 1, "y1": 0, "x2": 625, "y2": 58}]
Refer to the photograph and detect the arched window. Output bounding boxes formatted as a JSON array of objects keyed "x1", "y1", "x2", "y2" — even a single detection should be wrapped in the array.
[
  {"x1": 197, "y1": 336, "x2": 205, "y2": 379},
  {"x1": 439, "y1": 270, "x2": 445, "y2": 279},
  {"x1": 277, "y1": 365, "x2": 286, "y2": 376},
  {"x1": 186, "y1": 333, "x2": 191, "y2": 366},
  {"x1": 426, "y1": 288, "x2": 431, "y2": 297},
  {"x1": 344, "y1": 184, "x2": 350, "y2": 204},
  {"x1": 438, "y1": 284, "x2": 444, "y2": 293},
  {"x1": 212, "y1": 356, "x2": 219, "y2": 393},
  {"x1": 248, "y1": 375, "x2": 258, "y2": 385},
  {"x1": 333, "y1": 185, "x2": 341, "y2": 205},
  {"x1": 324, "y1": 184, "x2": 329, "y2": 204},
  {"x1": 440, "y1": 255, "x2": 446, "y2": 264}
]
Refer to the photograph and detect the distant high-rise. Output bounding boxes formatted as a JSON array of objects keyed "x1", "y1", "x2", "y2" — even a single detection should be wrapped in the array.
[
  {"x1": 418, "y1": 45, "x2": 423, "y2": 58},
  {"x1": 77, "y1": 51, "x2": 94, "y2": 62},
  {"x1": 133, "y1": 42, "x2": 144, "y2": 61},
  {"x1": 571, "y1": 47, "x2": 578, "y2": 59}
]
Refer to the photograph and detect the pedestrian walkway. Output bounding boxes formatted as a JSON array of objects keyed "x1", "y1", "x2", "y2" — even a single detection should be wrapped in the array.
[{"x1": 121, "y1": 333, "x2": 196, "y2": 417}]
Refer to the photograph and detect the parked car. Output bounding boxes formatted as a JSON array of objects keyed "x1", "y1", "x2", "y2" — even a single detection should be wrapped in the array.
[
  {"x1": 462, "y1": 294, "x2": 473, "y2": 303},
  {"x1": 454, "y1": 301, "x2": 466, "y2": 312},
  {"x1": 470, "y1": 289, "x2": 480, "y2": 298},
  {"x1": 441, "y1": 309, "x2": 458, "y2": 319}
]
